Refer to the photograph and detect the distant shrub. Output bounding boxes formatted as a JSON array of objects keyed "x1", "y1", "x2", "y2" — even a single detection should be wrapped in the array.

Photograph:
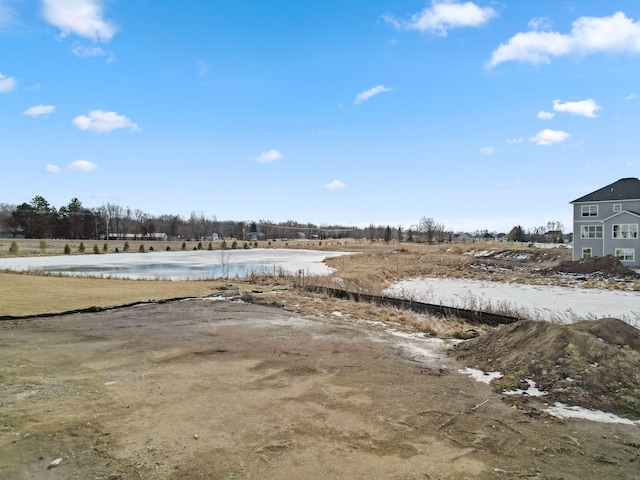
[
  {"x1": 254, "y1": 242, "x2": 258, "y2": 248},
  {"x1": 208, "y1": 242, "x2": 213, "y2": 250},
  {"x1": 115, "y1": 247, "x2": 120, "y2": 253},
  {"x1": 197, "y1": 241, "x2": 203, "y2": 250},
  {"x1": 79, "y1": 242, "x2": 86, "y2": 253},
  {"x1": 9, "y1": 240, "x2": 19, "y2": 254},
  {"x1": 103, "y1": 243, "x2": 108, "y2": 253},
  {"x1": 64, "y1": 244, "x2": 71, "y2": 255},
  {"x1": 93, "y1": 244, "x2": 100, "y2": 254},
  {"x1": 231, "y1": 240, "x2": 238, "y2": 249},
  {"x1": 220, "y1": 240, "x2": 227, "y2": 250},
  {"x1": 124, "y1": 241, "x2": 130, "y2": 253},
  {"x1": 139, "y1": 243, "x2": 146, "y2": 253},
  {"x1": 243, "y1": 242, "x2": 249, "y2": 249},
  {"x1": 39, "y1": 239, "x2": 47, "y2": 252},
  {"x1": 166, "y1": 246, "x2": 171, "y2": 251},
  {"x1": 181, "y1": 241, "x2": 187, "y2": 251}
]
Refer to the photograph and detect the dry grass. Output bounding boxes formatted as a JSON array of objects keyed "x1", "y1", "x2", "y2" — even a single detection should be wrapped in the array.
[
  {"x1": 0, "y1": 273, "x2": 233, "y2": 317},
  {"x1": 4, "y1": 239, "x2": 632, "y2": 337}
]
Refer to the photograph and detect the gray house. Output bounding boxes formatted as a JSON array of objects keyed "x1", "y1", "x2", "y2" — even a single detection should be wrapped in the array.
[{"x1": 570, "y1": 177, "x2": 640, "y2": 267}]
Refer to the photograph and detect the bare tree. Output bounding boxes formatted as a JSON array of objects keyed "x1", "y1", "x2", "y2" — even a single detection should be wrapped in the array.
[{"x1": 418, "y1": 217, "x2": 445, "y2": 244}]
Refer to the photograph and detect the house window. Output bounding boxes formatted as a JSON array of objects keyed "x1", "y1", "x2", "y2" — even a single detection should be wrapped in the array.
[
  {"x1": 612, "y1": 224, "x2": 638, "y2": 239},
  {"x1": 615, "y1": 248, "x2": 635, "y2": 262},
  {"x1": 582, "y1": 248, "x2": 592, "y2": 259},
  {"x1": 613, "y1": 204, "x2": 622, "y2": 212},
  {"x1": 581, "y1": 225, "x2": 603, "y2": 239},
  {"x1": 581, "y1": 205, "x2": 598, "y2": 217}
]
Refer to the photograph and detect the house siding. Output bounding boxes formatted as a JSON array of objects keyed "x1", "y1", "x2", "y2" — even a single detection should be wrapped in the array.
[{"x1": 571, "y1": 181, "x2": 640, "y2": 267}]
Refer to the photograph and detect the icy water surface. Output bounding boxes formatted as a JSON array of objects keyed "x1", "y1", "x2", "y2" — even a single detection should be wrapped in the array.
[{"x1": 0, "y1": 249, "x2": 349, "y2": 280}]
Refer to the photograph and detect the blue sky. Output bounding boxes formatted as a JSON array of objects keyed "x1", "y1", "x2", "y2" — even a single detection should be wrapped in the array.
[{"x1": 1, "y1": 0, "x2": 639, "y2": 233}]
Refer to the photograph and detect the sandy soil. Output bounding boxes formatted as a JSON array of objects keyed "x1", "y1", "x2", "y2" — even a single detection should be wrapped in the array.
[{"x1": 2, "y1": 300, "x2": 639, "y2": 479}]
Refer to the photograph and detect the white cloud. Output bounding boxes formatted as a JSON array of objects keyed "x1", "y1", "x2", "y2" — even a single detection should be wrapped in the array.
[
  {"x1": 505, "y1": 137, "x2": 523, "y2": 144},
  {"x1": 537, "y1": 110, "x2": 554, "y2": 120},
  {"x1": 529, "y1": 129, "x2": 570, "y2": 146},
  {"x1": 488, "y1": 11, "x2": 640, "y2": 68},
  {"x1": 626, "y1": 93, "x2": 638, "y2": 100},
  {"x1": 24, "y1": 104, "x2": 56, "y2": 117},
  {"x1": 45, "y1": 164, "x2": 61, "y2": 173},
  {"x1": 42, "y1": 0, "x2": 116, "y2": 42},
  {"x1": 354, "y1": 85, "x2": 393, "y2": 105},
  {"x1": 480, "y1": 146, "x2": 494, "y2": 155},
  {"x1": 0, "y1": 72, "x2": 16, "y2": 92},
  {"x1": 68, "y1": 160, "x2": 98, "y2": 171},
  {"x1": 254, "y1": 149, "x2": 282, "y2": 163},
  {"x1": 553, "y1": 98, "x2": 601, "y2": 118},
  {"x1": 72, "y1": 110, "x2": 139, "y2": 132},
  {"x1": 323, "y1": 179, "x2": 346, "y2": 191},
  {"x1": 384, "y1": 0, "x2": 497, "y2": 36}
]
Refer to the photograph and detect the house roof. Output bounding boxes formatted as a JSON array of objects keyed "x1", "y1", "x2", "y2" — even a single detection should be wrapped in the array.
[{"x1": 571, "y1": 177, "x2": 640, "y2": 203}]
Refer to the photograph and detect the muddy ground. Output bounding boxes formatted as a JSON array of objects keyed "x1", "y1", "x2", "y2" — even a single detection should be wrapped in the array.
[{"x1": 1, "y1": 300, "x2": 639, "y2": 479}]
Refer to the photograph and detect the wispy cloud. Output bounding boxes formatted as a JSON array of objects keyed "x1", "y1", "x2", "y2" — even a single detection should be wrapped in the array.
[
  {"x1": 529, "y1": 129, "x2": 570, "y2": 146},
  {"x1": 254, "y1": 149, "x2": 282, "y2": 163},
  {"x1": 68, "y1": 160, "x2": 98, "y2": 172},
  {"x1": 480, "y1": 146, "x2": 494, "y2": 155},
  {"x1": 42, "y1": 0, "x2": 116, "y2": 42},
  {"x1": 626, "y1": 93, "x2": 638, "y2": 100},
  {"x1": 0, "y1": 0, "x2": 18, "y2": 28},
  {"x1": 45, "y1": 164, "x2": 61, "y2": 174},
  {"x1": 384, "y1": 0, "x2": 497, "y2": 36},
  {"x1": 553, "y1": 99, "x2": 600, "y2": 118},
  {"x1": 72, "y1": 42, "x2": 113, "y2": 60},
  {"x1": 488, "y1": 12, "x2": 640, "y2": 68},
  {"x1": 24, "y1": 105, "x2": 56, "y2": 117},
  {"x1": 537, "y1": 110, "x2": 554, "y2": 120},
  {"x1": 354, "y1": 85, "x2": 392, "y2": 105},
  {"x1": 73, "y1": 110, "x2": 139, "y2": 132},
  {"x1": 505, "y1": 137, "x2": 523, "y2": 144},
  {"x1": 323, "y1": 179, "x2": 346, "y2": 191},
  {"x1": 0, "y1": 72, "x2": 16, "y2": 92}
]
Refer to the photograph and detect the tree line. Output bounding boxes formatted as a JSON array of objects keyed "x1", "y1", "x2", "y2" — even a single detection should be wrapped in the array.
[{"x1": 0, "y1": 196, "x2": 566, "y2": 244}]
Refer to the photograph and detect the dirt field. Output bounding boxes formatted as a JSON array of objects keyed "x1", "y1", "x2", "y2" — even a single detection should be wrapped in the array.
[
  {"x1": 2, "y1": 300, "x2": 640, "y2": 480},
  {"x1": 2, "y1": 242, "x2": 640, "y2": 479}
]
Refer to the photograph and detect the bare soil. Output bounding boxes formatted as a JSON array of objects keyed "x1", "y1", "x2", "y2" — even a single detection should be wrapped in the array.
[
  {"x1": 456, "y1": 318, "x2": 640, "y2": 419},
  {"x1": 2, "y1": 242, "x2": 640, "y2": 479},
  {"x1": 2, "y1": 300, "x2": 640, "y2": 480}
]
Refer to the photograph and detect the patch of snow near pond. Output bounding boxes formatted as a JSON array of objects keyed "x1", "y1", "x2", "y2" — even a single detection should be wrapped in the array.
[
  {"x1": 385, "y1": 278, "x2": 639, "y2": 324},
  {"x1": 0, "y1": 249, "x2": 349, "y2": 280}
]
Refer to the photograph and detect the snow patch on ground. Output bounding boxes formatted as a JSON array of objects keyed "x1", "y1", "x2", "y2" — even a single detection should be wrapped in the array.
[
  {"x1": 458, "y1": 367, "x2": 503, "y2": 384},
  {"x1": 503, "y1": 379, "x2": 548, "y2": 397},
  {"x1": 545, "y1": 403, "x2": 640, "y2": 425},
  {"x1": 385, "y1": 277, "x2": 640, "y2": 323}
]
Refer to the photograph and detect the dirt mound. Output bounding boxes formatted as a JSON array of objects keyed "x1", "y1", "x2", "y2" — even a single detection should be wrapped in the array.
[
  {"x1": 455, "y1": 318, "x2": 640, "y2": 419},
  {"x1": 555, "y1": 254, "x2": 639, "y2": 278}
]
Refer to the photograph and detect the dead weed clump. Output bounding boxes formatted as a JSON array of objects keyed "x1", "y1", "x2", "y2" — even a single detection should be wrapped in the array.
[{"x1": 455, "y1": 318, "x2": 640, "y2": 420}]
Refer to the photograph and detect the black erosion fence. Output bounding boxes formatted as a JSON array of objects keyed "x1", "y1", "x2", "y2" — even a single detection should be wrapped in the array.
[{"x1": 304, "y1": 286, "x2": 519, "y2": 327}]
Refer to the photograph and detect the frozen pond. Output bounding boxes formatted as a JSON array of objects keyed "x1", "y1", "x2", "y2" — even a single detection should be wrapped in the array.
[
  {"x1": 385, "y1": 277, "x2": 640, "y2": 324},
  {"x1": 0, "y1": 249, "x2": 350, "y2": 280}
]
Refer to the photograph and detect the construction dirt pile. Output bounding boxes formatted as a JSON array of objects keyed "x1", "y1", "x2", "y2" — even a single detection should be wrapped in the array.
[
  {"x1": 455, "y1": 318, "x2": 640, "y2": 420},
  {"x1": 555, "y1": 254, "x2": 640, "y2": 278}
]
